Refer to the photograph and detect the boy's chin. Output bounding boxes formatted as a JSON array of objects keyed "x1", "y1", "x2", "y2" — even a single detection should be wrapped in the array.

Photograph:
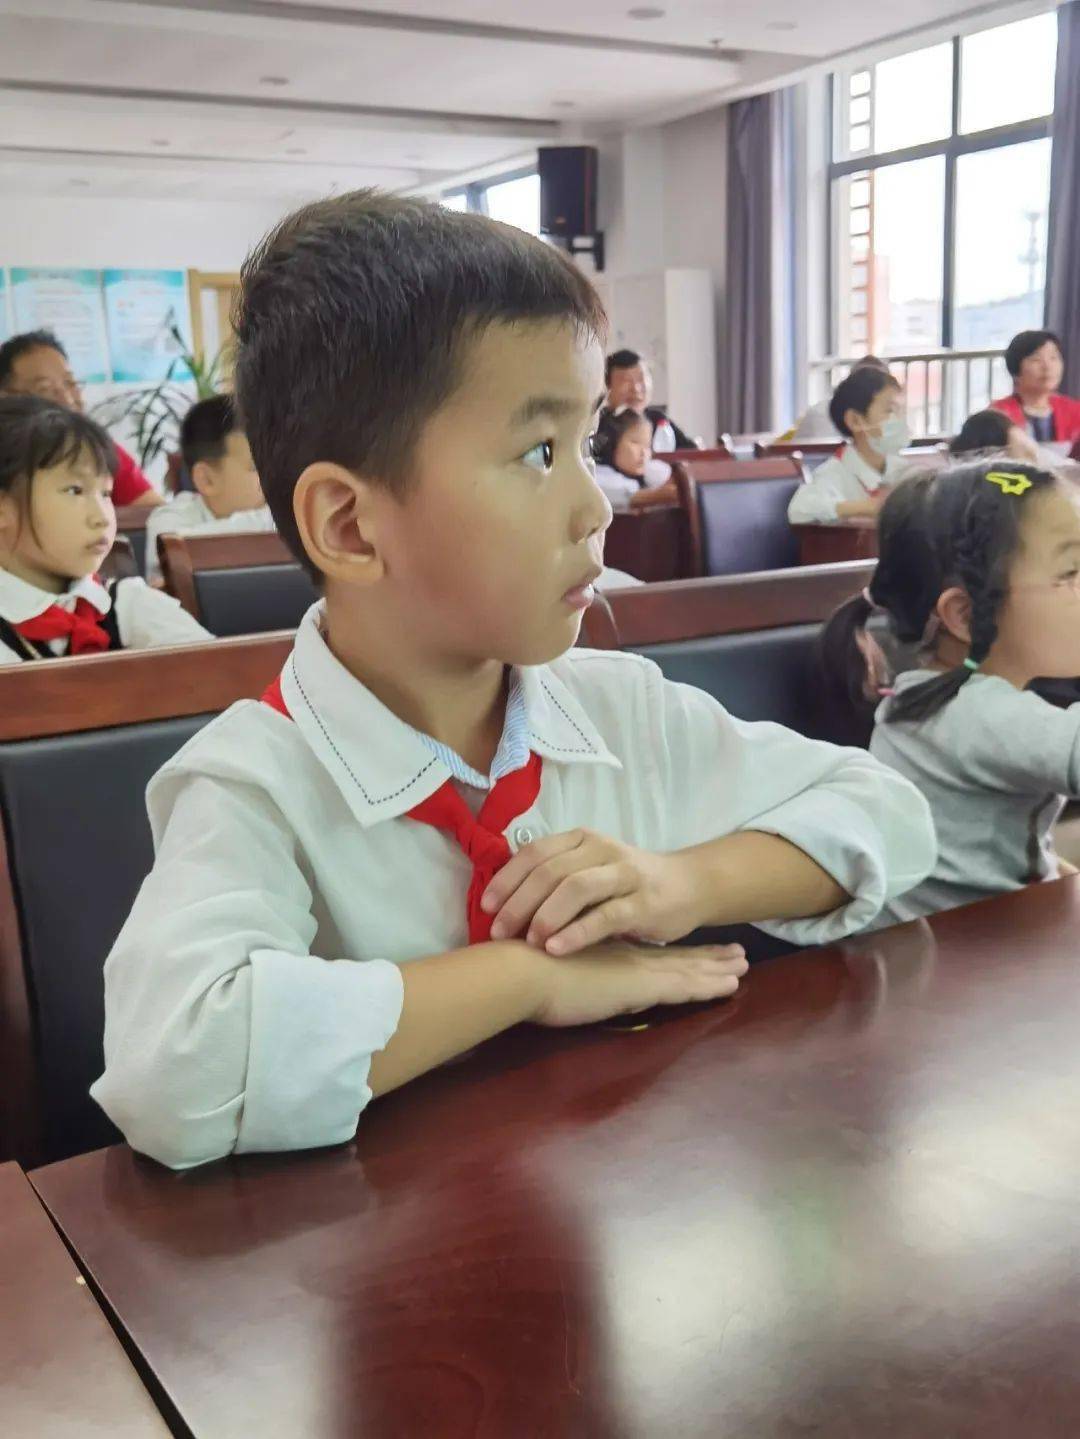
[{"x1": 502, "y1": 614, "x2": 585, "y2": 669}]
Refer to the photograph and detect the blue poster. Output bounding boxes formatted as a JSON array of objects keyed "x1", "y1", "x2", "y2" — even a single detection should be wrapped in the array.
[
  {"x1": 10, "y1": 267, "x2": 109, "y2": 383},
  {"x1": 104, "y1": 269, "x2": 192, "y2": 383}
]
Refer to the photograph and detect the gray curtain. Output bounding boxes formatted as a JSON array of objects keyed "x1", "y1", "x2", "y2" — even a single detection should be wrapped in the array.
[
  {"x1": 1045, "y1": 0, "x2": 1080, "y2": 393},
  {"x1": 722, "y1": 89, "x2": 796, "y2": 434}
]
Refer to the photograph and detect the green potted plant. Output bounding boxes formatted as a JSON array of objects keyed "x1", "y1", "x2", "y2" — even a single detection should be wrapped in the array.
[{"x1": 92, "y1": 321, "x2": 229, "y2": 474}]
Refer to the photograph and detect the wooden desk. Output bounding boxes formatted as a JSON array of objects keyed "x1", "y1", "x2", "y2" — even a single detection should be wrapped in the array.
[
  {"x1": 603, "y1": 503, "x2": 690, "y2": 582},
  {"x1": 30, "y1": 880, "x2": 1080, "y2": 1437},
  {"x1": 795, "y1": 519, "x2": 879, "y2": 566},
  {"x1": 1, "y1": 1160, "x2": 167, "y2": 1436}
]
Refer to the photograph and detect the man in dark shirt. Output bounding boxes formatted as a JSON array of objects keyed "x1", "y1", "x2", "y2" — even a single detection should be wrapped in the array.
[{"x1": 604, "y1": 348, "x2": 699, "y2": 452}]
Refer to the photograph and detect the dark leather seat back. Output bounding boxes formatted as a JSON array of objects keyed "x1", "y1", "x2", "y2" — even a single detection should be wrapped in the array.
[
  {"x1": 194, "y1": 564, "x2": 318, "y2": 637},
  {"x1": 632, "y1": 624, "x2": 829, "y2": 739},
  {"x1": 0, "y1": 715, "x2": 212, "y2": 1160},
  {"x1": 124, "y1": 528, "x2": 148, "y2": 574},
  {"x1": 698, "y1": 478, "x2": 802, "y2": 576}
]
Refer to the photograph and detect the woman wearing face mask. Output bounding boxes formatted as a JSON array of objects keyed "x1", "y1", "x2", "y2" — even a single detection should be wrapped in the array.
[{"x1": 788, "y1": 368, "x2": 912, "y2": 525}]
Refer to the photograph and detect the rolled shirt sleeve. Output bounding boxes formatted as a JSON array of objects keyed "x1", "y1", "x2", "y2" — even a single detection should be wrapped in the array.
[
  {"x1": 645, "y1": 666, "x2": 937, "y2": 944},
  {"x1": 91, "y1": 774, "x2": 404, "y2": 1169}
]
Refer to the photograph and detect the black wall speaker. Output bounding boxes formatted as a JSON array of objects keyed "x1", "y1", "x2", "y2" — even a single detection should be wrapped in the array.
[{"x1": 539, "y1": 146, "x2": 598, "y2": 238}]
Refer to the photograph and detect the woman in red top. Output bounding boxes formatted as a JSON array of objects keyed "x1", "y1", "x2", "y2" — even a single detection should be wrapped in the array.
[
  {"x1": 992, "y1": 329, "x2": 1080, "y2": 446},
  {"x1": 0, "y1": 330, "x2": 163, "y2": 509}
]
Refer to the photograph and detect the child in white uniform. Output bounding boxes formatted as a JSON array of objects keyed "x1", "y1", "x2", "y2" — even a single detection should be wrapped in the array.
[
  {"x1": 592, "y1": 407, "x2": 675, "y2": 512},
  {"x1": 145, "y1": 394, "x2": 275, "y2": 583},
  {"x1": 788, "y1": 367, "x2": 913, "y2": 526},
  {"x1": 92, "y1": 192, "x2": 935, "y2": 1169},
  {"x1": 0, "y1": 396, "x2": 210, "y2": 662},
  {"x1": 823, "y1": 459, "x2": 1080, "y2": 924}
]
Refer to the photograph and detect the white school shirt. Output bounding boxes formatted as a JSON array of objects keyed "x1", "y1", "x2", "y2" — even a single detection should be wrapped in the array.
[
  {"x1": 91, "y1": 601, "x2": 935, "y2": 1170},
  {"x1": 144, "y1": 493, "x2": 277, "y2": 582},
  {"x1": 593, "y1": 458, "x2": 672, "y2": 512},
  {"x1": 596, "y1": 566, "x2": 643, "y2": 590},
  {"x1": 0, "y1": 568, "x2": 210, "y2": 664},
  {"x1": 871, "y1": 670, "x2": 1080, "y2": 926},
  {"x1": 787, "y1": 446, "x2": 911, "y2": 525}
]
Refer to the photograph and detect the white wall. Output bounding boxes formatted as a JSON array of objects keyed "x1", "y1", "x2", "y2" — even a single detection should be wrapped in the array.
[
  {"x1": 0, "y1": 194, "x2": 288, "y2": 274},
  {"x1": 588, "y1": 103, "x2": 729, "y2": 433},
  {"x1": 0, "y1": 193, "x2": 289, "y2": 485}
]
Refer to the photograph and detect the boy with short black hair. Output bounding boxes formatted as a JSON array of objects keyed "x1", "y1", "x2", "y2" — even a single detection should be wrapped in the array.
[
  {"x1": 788, "y1": 366, "x2": 911, "y2": 525},
  {"x1": 93, "y1": 191, "x2": 934, "y2": 1169},
  {"x1": 144, "y1": 394, "x2": 273, "y2": 582}
]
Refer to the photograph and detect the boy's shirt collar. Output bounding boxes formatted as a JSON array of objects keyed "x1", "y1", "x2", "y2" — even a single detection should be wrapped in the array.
[
  {"x1": 407, "y1": 670, "x2": 530, "y2": 792},
  {"x1": 0, "y1": 568, "x2": 110, "y2": 624},
  {"x1": 277, "y1": 602, "x2": 622, "y2": 828}
]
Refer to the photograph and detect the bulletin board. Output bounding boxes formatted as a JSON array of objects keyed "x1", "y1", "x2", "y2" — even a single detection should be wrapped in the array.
[{"x1": 0, "y1": 266, "x2": 194, "y2": 384}]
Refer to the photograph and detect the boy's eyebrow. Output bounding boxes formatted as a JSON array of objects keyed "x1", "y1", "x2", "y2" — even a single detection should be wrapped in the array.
[{"x1": 510, "y1": 392, "x2": 606, "y2": 428}]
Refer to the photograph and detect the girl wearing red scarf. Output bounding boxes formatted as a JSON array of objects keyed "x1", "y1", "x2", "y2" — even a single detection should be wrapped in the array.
[{"x1": 0, "y1": 396, "x2": 210, "y2": 662}]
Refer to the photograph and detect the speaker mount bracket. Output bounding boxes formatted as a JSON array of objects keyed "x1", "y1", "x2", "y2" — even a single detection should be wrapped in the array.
[{"x1": 566, "y1": 232, "x2": 605, "y2": 273}]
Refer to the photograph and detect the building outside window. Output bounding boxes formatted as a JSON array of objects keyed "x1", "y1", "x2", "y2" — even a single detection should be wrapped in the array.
[{"x1": 827, "y1": 11, "x2": 1057, "y2": 430}]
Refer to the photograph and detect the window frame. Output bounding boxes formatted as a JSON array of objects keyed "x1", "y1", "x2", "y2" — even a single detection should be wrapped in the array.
[
  {"x1": 827, "y1": 28, "x2": 1053, "y2": 353},
  {"x1": 442, "y1": 165, "x2": 540, "y2": 222}
]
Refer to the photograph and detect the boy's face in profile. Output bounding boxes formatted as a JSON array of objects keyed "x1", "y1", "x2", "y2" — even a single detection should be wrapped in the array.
[
  {"x1": 363, "y1": 319, "x2": 612, "y2": 667},
  {"x1": 194, "y1": 430, "x2": 264, "y2": 518}
]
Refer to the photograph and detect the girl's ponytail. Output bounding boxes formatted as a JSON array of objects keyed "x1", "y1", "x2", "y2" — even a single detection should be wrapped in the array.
[{"x1": 819, "y1": 589, "x2": 883, "y2": 747}]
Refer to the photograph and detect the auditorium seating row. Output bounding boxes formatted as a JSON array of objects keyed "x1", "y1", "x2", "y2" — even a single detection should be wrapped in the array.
[{"x1": 0, "y1": 559, "x2": 873, "y2": 1169}]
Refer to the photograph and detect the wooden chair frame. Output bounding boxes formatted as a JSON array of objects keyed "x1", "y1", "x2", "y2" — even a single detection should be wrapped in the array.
[
  {"x1": 671, "y1": 456, "x2": 808, "y2": 579},
  {"x1": 582, "y1": 560, "x2": 875, "y2": 649},
  {"x1": 158, "y1": 531, "x2": 299, "y2": 619}
]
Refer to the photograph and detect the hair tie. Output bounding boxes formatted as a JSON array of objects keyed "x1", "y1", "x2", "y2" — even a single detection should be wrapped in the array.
[
  {"x1": 985, "y1": 469, "x2": 1033, "y2": 496},
  {"x1": 962, "y1": 658, "x2": 979, "y2": 672}
]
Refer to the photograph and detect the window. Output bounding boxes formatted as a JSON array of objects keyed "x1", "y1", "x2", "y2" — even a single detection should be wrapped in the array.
[
  {"x1": 440, "y1": 168, "x2": 541, "y2": 235},
  {"x1": 830, "y1": 12, "x2": 1057, "y2": 361},
  {"x1": 482, "y1": 173, "x2": 541, "y2": 236}
]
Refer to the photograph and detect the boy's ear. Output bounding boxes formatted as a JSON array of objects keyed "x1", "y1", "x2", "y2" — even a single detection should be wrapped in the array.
[
  {"x1": 843, "y1": 407, "x2": 865, "y2": 436},
  {"x1": 936, "y1": 585, "x2": 973, "y2": 645},
  {"x1": 293, "y1": 462, "x2": 385, "y2": 586},
  {"x1": 190, "y1": 459, "x2": 216, "y2": 497}
]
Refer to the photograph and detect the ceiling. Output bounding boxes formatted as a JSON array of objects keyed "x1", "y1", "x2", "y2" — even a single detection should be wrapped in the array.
[{"x1": 0, "y1": 0, "x2": 1032, "y2": 203}]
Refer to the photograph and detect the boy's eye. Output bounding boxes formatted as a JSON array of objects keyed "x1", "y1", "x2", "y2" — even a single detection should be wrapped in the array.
[
  {"x1": 521, "y1": 440, "x2": 554, "y2": 474},
  {"x1": 62, "y1": 484, "x2": 84, "y2": 496}
]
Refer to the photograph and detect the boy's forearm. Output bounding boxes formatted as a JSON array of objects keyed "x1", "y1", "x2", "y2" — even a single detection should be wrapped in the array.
[
  {"x1": 679, "y1": 831, "x2": 848, "y2": 930},
  {"x1": 367, "y1": 941, "x2": 544, "y2": 1097},
  {"x1": 836, "y1": 498, "x2": 877, "y2": 519}
]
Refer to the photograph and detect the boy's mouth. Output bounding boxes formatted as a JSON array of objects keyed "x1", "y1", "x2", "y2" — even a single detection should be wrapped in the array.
[{"x1": 562, "y1": 565, "x2": 603, "y2": 610}]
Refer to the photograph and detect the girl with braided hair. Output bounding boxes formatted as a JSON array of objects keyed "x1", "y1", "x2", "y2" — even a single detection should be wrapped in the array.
[{"x1": 822, "y1": 458, "x2": 1080, "y2": 924}]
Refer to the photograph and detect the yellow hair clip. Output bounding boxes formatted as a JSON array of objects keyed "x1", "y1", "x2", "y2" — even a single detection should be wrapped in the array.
[{"x1": 985, "y1": 469, "x2": 1034, "y2": 496}]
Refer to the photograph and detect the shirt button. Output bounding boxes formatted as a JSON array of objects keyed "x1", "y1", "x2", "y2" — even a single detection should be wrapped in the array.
[{"x1": 514, "y1": 826, "x2": 534, "y2": 846}]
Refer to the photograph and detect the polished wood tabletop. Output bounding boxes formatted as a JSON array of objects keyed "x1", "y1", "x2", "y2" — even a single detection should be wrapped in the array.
[
  {"x1": 794, "y1": 518, "x2": 879, "y2": 567},
  {"x1": 0, "y1": 1160, "x2": 168, "y2": 1436},
  {"x1": 31, "y1": 880, "x2": 1080, "y2": 1438}
]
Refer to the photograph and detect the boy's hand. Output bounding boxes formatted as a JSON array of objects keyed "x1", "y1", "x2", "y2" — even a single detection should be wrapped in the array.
[
  {"x1": 531, "y1": 939, "x2": 747, "y2": 1028},
  {"x1": 483, "y1": 829, "x2": 705, "y2": 956}
]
